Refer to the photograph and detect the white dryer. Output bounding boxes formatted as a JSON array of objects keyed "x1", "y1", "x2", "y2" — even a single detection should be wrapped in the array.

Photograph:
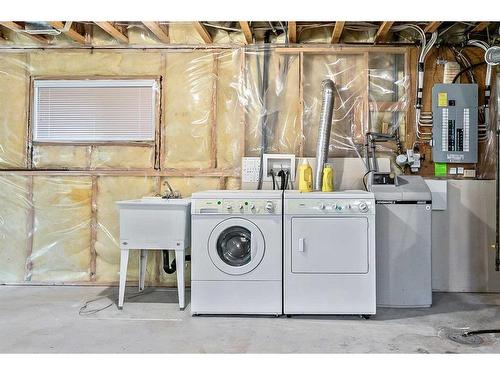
[
  {"x1": 191, "y1": 190, "x2": 282, "y2": 315},
  {"x1": 284, "y1": 190, "x2": 376, "y2": 315}
]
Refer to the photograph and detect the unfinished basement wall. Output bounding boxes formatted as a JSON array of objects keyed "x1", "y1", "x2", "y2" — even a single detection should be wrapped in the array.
[
  {"x1": 0, "y1": 45, "x2": 496, "y2": 290},
  {"x1": 0, "y1": 49, "x2": 247, "y2": 286}
]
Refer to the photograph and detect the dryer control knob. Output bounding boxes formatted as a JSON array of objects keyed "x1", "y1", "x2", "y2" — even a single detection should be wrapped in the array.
[
  {"x1": 318, "y1": 203, "x2": 325, "y2": 210},
  {"x1": 250, "y1": 203, "x2": 256, "y2": 211},
  {"x1": 265, "y1": 201, "x2": 274, "y2": 213},
  {"x1": 358, "y1": 202, "x2": 369, "y2": 213},
  {"x1": 239, "y1": 203, "x2": 244, "y2": 210},
  {"x1": 225, "y1": 204, "x2": 232, "y2": 211}
]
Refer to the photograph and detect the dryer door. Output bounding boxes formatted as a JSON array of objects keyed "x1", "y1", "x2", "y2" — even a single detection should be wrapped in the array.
[
  {"x1": 208, "y1": 218, "x2": 265, "y2": 275},
  {"x1": 291, "y1": 217, "x2": 369, "y2": 274}
]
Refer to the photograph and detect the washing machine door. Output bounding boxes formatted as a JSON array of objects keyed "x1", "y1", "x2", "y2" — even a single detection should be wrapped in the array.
[{"x1": 208, "y1": 218, "x2": 265, "y2": 275}]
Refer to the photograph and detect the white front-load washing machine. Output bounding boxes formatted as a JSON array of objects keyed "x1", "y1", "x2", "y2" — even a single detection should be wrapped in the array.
[
  {"x1": 284, "y1": 190, "x2": 376, "y2": 315},
  {"x1": 191, "y1": 190, "x2": 282, "y2": 315}
]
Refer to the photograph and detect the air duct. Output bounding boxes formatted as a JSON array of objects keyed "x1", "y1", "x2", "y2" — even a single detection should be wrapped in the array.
[{"x1": 314, "y1": 79, "x2": 335, "y2": 191}]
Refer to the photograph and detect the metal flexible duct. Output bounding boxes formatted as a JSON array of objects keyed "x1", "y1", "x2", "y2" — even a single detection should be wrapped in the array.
[{"x1": 314, "y1": 79, "x2": 335, "y2": 191}]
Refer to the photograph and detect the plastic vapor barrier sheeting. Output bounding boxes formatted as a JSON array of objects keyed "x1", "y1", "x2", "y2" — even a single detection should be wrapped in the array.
[{"x1": 0, "y1": 41, "x2": 444, "y2": 285}]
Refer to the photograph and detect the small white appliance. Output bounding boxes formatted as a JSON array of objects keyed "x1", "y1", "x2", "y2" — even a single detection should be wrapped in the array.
[
  {"x1": 284, "y1": 190, "x2": 376, "y2": 315},
  {"x1": 191, "y1": 190, "x2": 282, "y2": 315}
]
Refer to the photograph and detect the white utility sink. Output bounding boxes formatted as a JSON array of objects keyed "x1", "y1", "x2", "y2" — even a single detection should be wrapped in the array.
[
  {"x1": 116, "y1": 196, "x2": 191, "y2": 310},
  {"x1": 117, "y1": 197, "x2": 191, "y2": 250}
]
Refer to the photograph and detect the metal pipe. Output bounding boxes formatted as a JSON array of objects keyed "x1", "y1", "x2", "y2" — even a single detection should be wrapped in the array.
[
  {"x1": 257, "y1": 33, "x2": 271, "y2": 190},
  {"x1": 314, "y1": 79, "x2": 335, "y2": 191},
  {"x1": 496, "y1": 75, "x2": 500, "y2": 271}
]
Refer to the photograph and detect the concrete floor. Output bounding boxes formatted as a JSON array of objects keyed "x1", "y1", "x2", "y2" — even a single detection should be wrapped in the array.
[{"x1": 0, "y1": 286, "x2": 499, "y2": 353}]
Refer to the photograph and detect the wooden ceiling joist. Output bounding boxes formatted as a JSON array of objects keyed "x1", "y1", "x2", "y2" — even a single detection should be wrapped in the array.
[
  {"x1": 142, "y1": 22, "x2": 169, "y2": 44},
  {"x1": 471, "y1": 22, "x2": 489, "y2": 33},
  {"x1": 0, "y1": 21, "x2": 48, "y2": 44},
  {"x1": 374, "y1": 21, "x2": 394, "y2": 43},
  {"x1": 193, "y1": 22, "x2": 213, "y2": 44},
  {"x1": 331, "y1": 21, "x2": 345, "y2": 43},
  {"x1": 288, "y1": 21, "x2": 297, "y2": 43},
  {"x1": 239, "y1": 21, "x2": 253, "y2": 44},
  {"x1": 424, "y1": 22, "x2": 443, "y2": 33},
  {"x1": 94, "y1": 22, "x2": 128, "y2": 44},
  {"x1": 49, "y1": 21, "x2": 86, "y2": 44}
]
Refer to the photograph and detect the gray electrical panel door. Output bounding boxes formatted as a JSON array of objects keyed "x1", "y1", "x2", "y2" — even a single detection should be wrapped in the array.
[{"x1": 432, "y1": 84, "x2": 478, "y2": 163}]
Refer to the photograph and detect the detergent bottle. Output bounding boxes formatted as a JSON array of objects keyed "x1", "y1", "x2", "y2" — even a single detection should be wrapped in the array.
[
  {"x1": 298, "y1": 159, "x2": 313, "y2": 192},
  {"x1": 321, "y1": 164, "x2": 334, "y2": 192}
]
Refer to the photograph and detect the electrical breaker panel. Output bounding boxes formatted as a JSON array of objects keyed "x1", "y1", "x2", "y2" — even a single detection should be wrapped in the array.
[{"x1": 431, "y1": 84, "x2": 478, "y2": 163}]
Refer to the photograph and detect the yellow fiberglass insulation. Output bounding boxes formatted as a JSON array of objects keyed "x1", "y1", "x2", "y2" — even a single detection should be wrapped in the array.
[
  {"x1": 0, "y1": 175, "x2": 30, "y2": 282},
  {"x1": 162, "y1": 176, "x2": 221, "y2": 198},
  {"x1": 30, "y1": 176, "x2": 92, "y2": 282},
  {"x1": 95, "y1": 176, "x2": 158, "y2": 283},
  {"x1": 168, "y1": 23, "x2": 205, "y2": 44},
  {"x1": 33, "y1": 146, "x2": 89, "y2": 169},
  {"x1": 163, "y1": 52, "x2": 215, "y2": 169},
  {"x1": 91, "y1": 146, "x2": 155, "y2": 169},
  {"x1": 29, "y1": 51, "x2": 163, "y2": 76},
  {"x1": 0, "y1": 53, "x2": 28, "y2": 168},
  {"x1": 216, "y1": 50, "x2": 244, "y2": 169}
]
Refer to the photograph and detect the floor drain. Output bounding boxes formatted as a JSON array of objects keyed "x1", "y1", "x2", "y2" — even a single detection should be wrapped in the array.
[
  {"x1": 446, "y1": 332, "x2": 484, "y2": 346},
  {"x1": 438, "y1": 327, "x2": 498, "y2": 347}
]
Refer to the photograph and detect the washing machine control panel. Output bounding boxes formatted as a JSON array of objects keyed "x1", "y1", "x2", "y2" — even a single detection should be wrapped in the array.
[
  {"x1": 193, "y1": 199, "x2": 282, "y2": 214},
  {"x1": 285, "y1": 199, "x2": 374, "y2": 215}
]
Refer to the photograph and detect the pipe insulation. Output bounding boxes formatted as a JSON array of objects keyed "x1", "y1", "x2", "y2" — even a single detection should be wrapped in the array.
[{"x1": 314, "y1": 79, "x2": 335, "y2": 191}]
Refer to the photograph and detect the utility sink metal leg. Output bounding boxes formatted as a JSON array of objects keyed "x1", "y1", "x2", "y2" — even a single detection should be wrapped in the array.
[
  {"x1": 175, "y1": 249, "x2": 185, "y2": 310},
  {"x1": 118, "y1": 248, "x2": 129, "y2": 309},
  {"x1": 139, "y1": 249, "x2": 147, "y2": 291}
]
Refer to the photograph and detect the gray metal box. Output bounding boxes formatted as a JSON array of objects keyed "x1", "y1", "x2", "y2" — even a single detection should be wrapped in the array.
[
  {"x1": 370, "y1": 176, "x2": 432, "y2": 307},
  {"x1": 432, "y1": 84, "x2": 478, "y2": 163}
]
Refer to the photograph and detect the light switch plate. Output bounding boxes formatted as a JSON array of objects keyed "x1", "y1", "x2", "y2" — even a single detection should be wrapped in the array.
[{"x1": 241, "y1": 157, "x2": 261, "y2": 183}]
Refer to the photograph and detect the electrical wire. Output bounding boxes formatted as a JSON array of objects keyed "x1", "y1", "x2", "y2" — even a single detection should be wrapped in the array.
[
  {"x1": 79, "y1": 289, "x2": 156, "y2": 316},
  {"x1": 463, "y1": 329, "x2": 500, "y2": 337},
  {"x1": 362, "y1": 171, "x2": 371, "y2": 191},
  {"x1": 452, "y1": 61, "x2": 486, "y2": 83},
  {"x1": 270, "y1": 169, "x2": 277, "y2": 190}
]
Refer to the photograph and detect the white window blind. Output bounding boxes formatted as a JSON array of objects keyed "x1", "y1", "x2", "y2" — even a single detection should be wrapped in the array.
[{"x1": 33, "y1": 79, "x2": 157, "y2": 142}]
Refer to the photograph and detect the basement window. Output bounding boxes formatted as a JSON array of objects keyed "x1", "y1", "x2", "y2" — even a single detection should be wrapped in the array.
[{"x1": 32, "y1": 79, "x2": 158, "y2": 142}]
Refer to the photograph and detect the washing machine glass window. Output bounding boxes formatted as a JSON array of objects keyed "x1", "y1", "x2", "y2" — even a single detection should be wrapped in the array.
[
  {"x1": 217, "y1": 226, "x2": 252, "y2": 267},
  {"x1": 208, "y1": 218, "x2": 265, "y2": 276}
]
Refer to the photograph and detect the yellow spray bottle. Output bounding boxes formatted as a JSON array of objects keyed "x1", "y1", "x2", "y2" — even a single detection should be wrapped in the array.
[
  {"x1": 298, "y1": 159, "x2": 313, "y2": 192},
  {"x1": 321, "y1": 164, "x2": 334, "y2": 192}
]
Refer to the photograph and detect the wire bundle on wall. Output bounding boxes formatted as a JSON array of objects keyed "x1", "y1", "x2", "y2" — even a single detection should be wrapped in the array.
[
  {"x1": 392, "y1": 25, "x2": 437, "y2": 143},
  {"x1": 467, "y1": 39, "x2": 492, "y2": 142}
]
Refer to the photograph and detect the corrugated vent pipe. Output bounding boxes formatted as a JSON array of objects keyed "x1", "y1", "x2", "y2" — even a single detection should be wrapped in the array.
[{"x1": 314, "y1": 79, "x2": 335, "y2": 191}]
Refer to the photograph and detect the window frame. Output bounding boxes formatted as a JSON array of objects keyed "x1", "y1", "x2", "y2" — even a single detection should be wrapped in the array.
[{"x1": 30, "y1": 76, "x2": 161, "y2": 146}]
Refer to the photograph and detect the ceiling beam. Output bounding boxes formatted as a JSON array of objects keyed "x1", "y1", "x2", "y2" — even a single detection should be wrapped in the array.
[
  {"x1": 0, "y1": 22, "x2": 48, "y2": 44},
  {"x1": 374, "y1": 21, "x2": 394, "y2": 43},
  {"x1": 142, "y1": 22, "x2": 169, "y2": 44},
  {"x1": 94, "y1": 22, "x2": 128, "y2": 44},
  {"x1": 288, "y1": 21, "x2": 297, "y2": 43},
  {"x1": 424, "y1": 22, "x2": 443, "y2": 33},
  {"x1": 239, "y1": 21, "x2": 253, "y2": 44},
  {"x1": 331, "y1": 21, "x2": 345, "y2": 43},
  {"x1": 471, "y1": 22, "x2": 489, "y2": 33},
  {"x1": 49, "y1": 21, "x2": 86, "y2": 44},
  {"x1": 193, "y1": 22, "x2": 212, "y2": 44}
]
